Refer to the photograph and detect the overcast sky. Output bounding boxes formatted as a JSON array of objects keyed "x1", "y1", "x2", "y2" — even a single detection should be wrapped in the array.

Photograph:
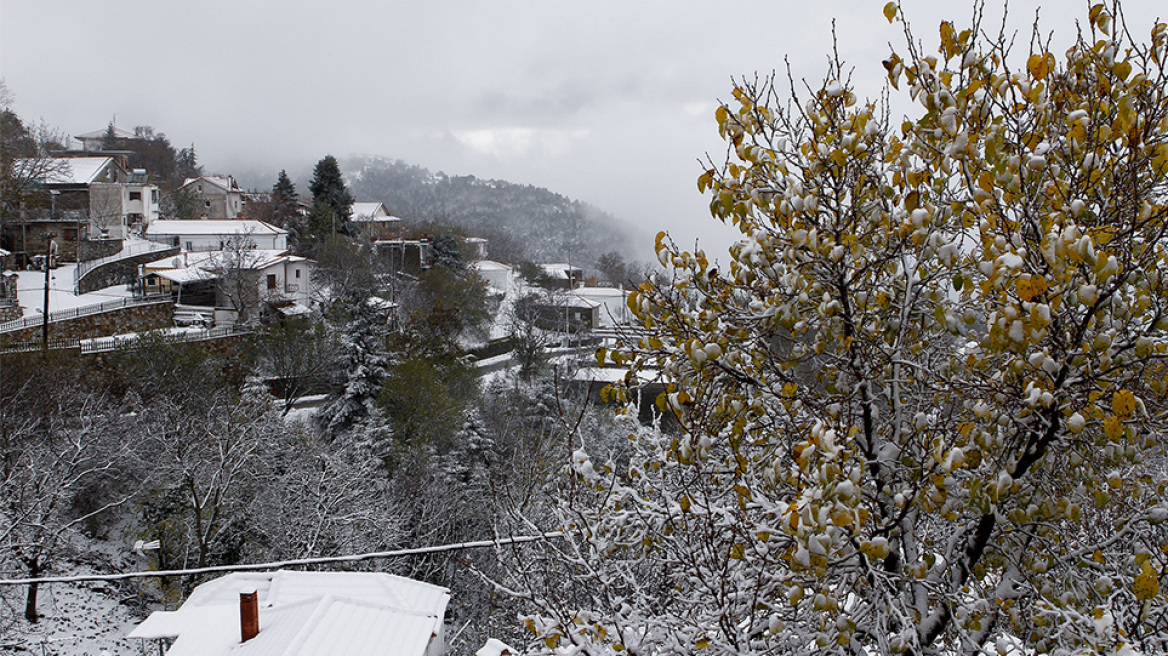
[{"x1": 1, "y1": 0, "x2": 1163, "y2": 260}]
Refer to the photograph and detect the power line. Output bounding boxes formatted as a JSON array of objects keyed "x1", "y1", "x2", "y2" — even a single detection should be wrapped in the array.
[{"x1": 0, "y1": 533, "x2": 562, "y2": 586}]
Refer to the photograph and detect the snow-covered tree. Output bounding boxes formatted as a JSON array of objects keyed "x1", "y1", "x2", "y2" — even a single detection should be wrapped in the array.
[
  {"x1": 517, "y1": 4, "x2": 1168, "y2": 654},
  {"x1": 317, "y1": 295, "x2": 392, "y2": 437}
]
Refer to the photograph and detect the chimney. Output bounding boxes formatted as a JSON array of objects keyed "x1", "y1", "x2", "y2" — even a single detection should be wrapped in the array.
[{"x1": 240, "y1": 587, "x2": 259, "y2": 642}]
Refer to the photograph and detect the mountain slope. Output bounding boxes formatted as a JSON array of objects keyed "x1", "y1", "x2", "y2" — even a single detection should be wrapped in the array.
[{"x1": 344, "y1": 157, "x2": 639, "y2": 266}]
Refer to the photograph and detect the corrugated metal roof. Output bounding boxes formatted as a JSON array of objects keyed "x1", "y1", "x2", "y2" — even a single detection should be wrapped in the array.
[
  {"x1": 130, "y1": 572, "x2": 450, "y2": 656},
  {"x1": 146, "y1": 220, "x2": 287, "y2": 237}
]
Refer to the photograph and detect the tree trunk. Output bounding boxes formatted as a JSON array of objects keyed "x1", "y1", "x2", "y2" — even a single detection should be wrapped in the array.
[{"x1": 24, "y1": 556, "x2": 40, "y2": 623}]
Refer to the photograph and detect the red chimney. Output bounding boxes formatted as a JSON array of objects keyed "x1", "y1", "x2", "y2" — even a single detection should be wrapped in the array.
[{"x1": 240, "y1": 587, "x2": 259, "y2": 642}]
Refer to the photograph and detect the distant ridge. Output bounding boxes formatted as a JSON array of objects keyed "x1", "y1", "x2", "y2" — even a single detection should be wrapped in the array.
[{"x1": 343, "y1": 156, "x2": 639, "y2": 266}]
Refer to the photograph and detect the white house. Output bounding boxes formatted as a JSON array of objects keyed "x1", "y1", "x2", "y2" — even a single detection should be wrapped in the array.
[
  {"x1": 128, "y1": 570, "x2": 450, "y2": 656},
  {"x1": 572, "y1": 286, "x2": 632, "y2": 326},
  {"x1": 470, "y1": 260, "x2": 512, "y2": 293},
  {"x1": 140, "y1": 248, "x2": 312, "y2": 322},
  {"x1": 145, "y1": 220, "x2": 289, "y2": 251}
]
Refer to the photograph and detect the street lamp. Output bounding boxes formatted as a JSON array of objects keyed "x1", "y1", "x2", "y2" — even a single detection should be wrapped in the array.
[{"x1": 41, "y1": 232, "x2": 56, "y2": 353}]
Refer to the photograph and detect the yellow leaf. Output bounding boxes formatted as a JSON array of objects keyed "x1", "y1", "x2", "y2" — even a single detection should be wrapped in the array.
[
  {"x1": 1112, "y1": 389, "x2": 1138, "y2": 419},
  {"x1": 1104, "y1": 415, "x2": 1125, "y2": 441},
  {"x1": 883, "y1": 2, "x2": 898, "y2": 23},
  {"x1": 695, "y1": 638, "x2": 711, "y2": 649},
  {"x1": 1134, "y1": 564, "x2": 1161, "y2": 601},
  {"x1": 1028, "y1": 54, "x2": 1053, "y2": 80},
  {"x1": 1113, "y1": 60, "x2": 1132, "y2": 81}
]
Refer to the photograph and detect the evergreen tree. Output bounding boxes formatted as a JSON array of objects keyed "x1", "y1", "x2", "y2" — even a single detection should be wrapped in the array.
[
  {"x1": 271, "y1": 170, "x2": 306, "y2": 250},
  {"x1": 272, "y1": 170, "x2": 300, "y2": 225},
  {"x1": 317, "y1": 295, "x2": 392, "y2": 437},
  {"x1": 309, "y1": 155, "x2": 354, "y2": 231},
  {"x1": 175, "y1": 145, "x2": 201, "y2": 184}
]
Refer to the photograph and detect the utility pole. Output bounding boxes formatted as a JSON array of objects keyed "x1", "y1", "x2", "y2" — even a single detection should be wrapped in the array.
[{"x1": 42, "y1": 232, "x2": 56, "y2": 353}]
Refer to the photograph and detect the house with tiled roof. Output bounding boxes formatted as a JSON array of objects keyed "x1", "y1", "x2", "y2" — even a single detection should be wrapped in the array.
[{"x1": 128, "y1": 570, "x2": 450, "y2": 656}]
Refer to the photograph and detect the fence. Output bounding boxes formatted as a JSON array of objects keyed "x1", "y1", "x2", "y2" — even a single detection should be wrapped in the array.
[
  {"x1": 79, "y1": 325, "x2": 251, "y2": 354},
  {"x1": 0, "y1": 294, "x2": 172, "y2": 334},
  {"x1": 75, "y1": 239, "x2": 176, "y2": 282},
  {"x1": 0, "y1": 325, "x2": 251, "y2": 356}
]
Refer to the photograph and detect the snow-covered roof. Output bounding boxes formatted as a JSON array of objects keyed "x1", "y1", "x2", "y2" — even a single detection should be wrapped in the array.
[
  {"x1": 75, "y1": 126, "x2": 135, "y2": 141},
  {"x1": 573, "y1": 286, "x2": 629, "y2": 301},
  {"x1": 351, "y1": 202, "x2": 400, "y2": 223},
  {"x1": 128, "y1": 571, "x2": 450, "y2": 656},
  {"x1": 181, "y1": 175, "x2": 242, "y2": 193},
  {"x1": 143, "y1": 249, "x2": 304, "y2": 277},
  {"x1": 0, "y1": 247, "x2": 10, "y2": 257},
  {"x1": 16, "y1": 157, "x2": 119, "y2": 185},
  {"x1": 471, "y1": 260, "x2": 512, "y2": 273},
  {"x1": 539, "y1": 263, "x2": 583, "y2": 279},
  {"x1": 146, "y1": 220, "x2": 288, "y2": 238}
]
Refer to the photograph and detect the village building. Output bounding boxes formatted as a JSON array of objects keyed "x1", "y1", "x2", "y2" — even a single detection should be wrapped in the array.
[
  {"x1": 350, "y1": 201, "x2": 402, "y2": 240},
  {"x1": 2, "y1": 156, "x2": 159, "y2": 261},
  {"x1": 139, "y1": 248, "x2": 312, "y2": 324},
  {"x1": 145, "y1": 219, "x2": 289, "y2": 251},
  {"x1": 179, "y1": 175, "x2": 245, "y2": 219}
]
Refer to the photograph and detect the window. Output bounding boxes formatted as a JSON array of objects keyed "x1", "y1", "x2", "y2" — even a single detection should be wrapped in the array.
[
  {"x1": 129, "y1": 191, "x2": 142, "y2": 201},
  {"x1": 151, "y1": 189, "x2": 159, "y2": 203},
  {"x1": 295, "y1": 269, "x2": 301, "y2": 279},
  {"x1": 267, "y1": 274, "x2": 277, "y2": 290},
  {"x1": 204, "y1": 200, "x2": 211, "y2": 208}
]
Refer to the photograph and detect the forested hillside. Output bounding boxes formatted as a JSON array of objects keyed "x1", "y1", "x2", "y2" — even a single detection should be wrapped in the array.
[{"x1": 344, "y1": 157, "x2": 640, "y2": 265}]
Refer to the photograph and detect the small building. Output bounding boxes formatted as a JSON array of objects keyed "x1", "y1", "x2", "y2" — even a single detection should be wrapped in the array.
[
  {"x1": 372, "y1": 238, "x2": 434, "y2": 276},
  {"x1": 74, "y1": 125, "x2": 136, "y2": 152},
  {"x1": 470, "y1": 260, "x2": 512, "y2": 294},
  {"x1": 519, "y1": 291, "x2": 600, "y2": 333},
  {"x1": 538, "y1": 263, "x2": 584, "y2": 290},
  {"x1": 139, "y1": 248, "x2": 312, "y2": 323},
  {"x1": 145, "y1": 220, "x2": 289, "y2": 252},
  {"x1": 351, "y1": 202, "x2": 402, "y2": 240},
  {"x1": 128, "y1": 570, "x2": 450, "y2": 656},
  {"x1": 571, "y1": 286, "x2": 632, "y2": 326},
  {"x1": 180, "y1": 175, "x2": 245, "y2": 219}
]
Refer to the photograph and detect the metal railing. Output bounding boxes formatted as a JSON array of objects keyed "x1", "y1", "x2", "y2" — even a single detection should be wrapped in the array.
[
  {"x1": 0, "y1": 294, "x2": 171, "y2": 334},
  {"x1": 76, "y1": 240, "x2": 177, "y2": 282},
  {"x1": 0, "y1": 325, "x2": 251, "y2": 355},
  {"x1": 79, "y1": 325, "x2": 251, "y2": 353}
]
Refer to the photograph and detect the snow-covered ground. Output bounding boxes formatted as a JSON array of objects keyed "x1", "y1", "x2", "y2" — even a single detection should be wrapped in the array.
[
  {"x1": 2, "y1": 535, "x2": 154, "y2": 656},
  {"x1": 10, "y1": 263, "x2": 133, "y2": 316}
]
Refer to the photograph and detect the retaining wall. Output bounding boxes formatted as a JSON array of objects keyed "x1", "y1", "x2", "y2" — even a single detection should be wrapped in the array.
[{"x1": 0, "y1": 302, "x2": 173, "y2": 344}]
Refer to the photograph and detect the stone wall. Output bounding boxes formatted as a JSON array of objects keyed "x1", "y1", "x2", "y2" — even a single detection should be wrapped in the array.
[
  {"x1": 79, "y1": 238, "x2": 124, "y2": 262},
  {"x1": 78, "y1": 247, "x2": 180, "y2": 294},
  {"x1": 0, "y1": 301, "x2": 174, "y2": 345}
]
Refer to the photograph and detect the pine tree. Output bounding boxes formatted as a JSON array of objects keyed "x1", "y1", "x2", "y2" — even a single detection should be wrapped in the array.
[
  {"x1": 271, "y1": 170, "x2": 299, "y2": 225},
  {"x1": 317, "y1": 295, "x2": 392, "y2": 437},
  {"x1": 271, "y1": 169, "x2": 305, "y2": 249},
  {"x1": 309, "y1": 155, "x2": 354, "y2": 230}
]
